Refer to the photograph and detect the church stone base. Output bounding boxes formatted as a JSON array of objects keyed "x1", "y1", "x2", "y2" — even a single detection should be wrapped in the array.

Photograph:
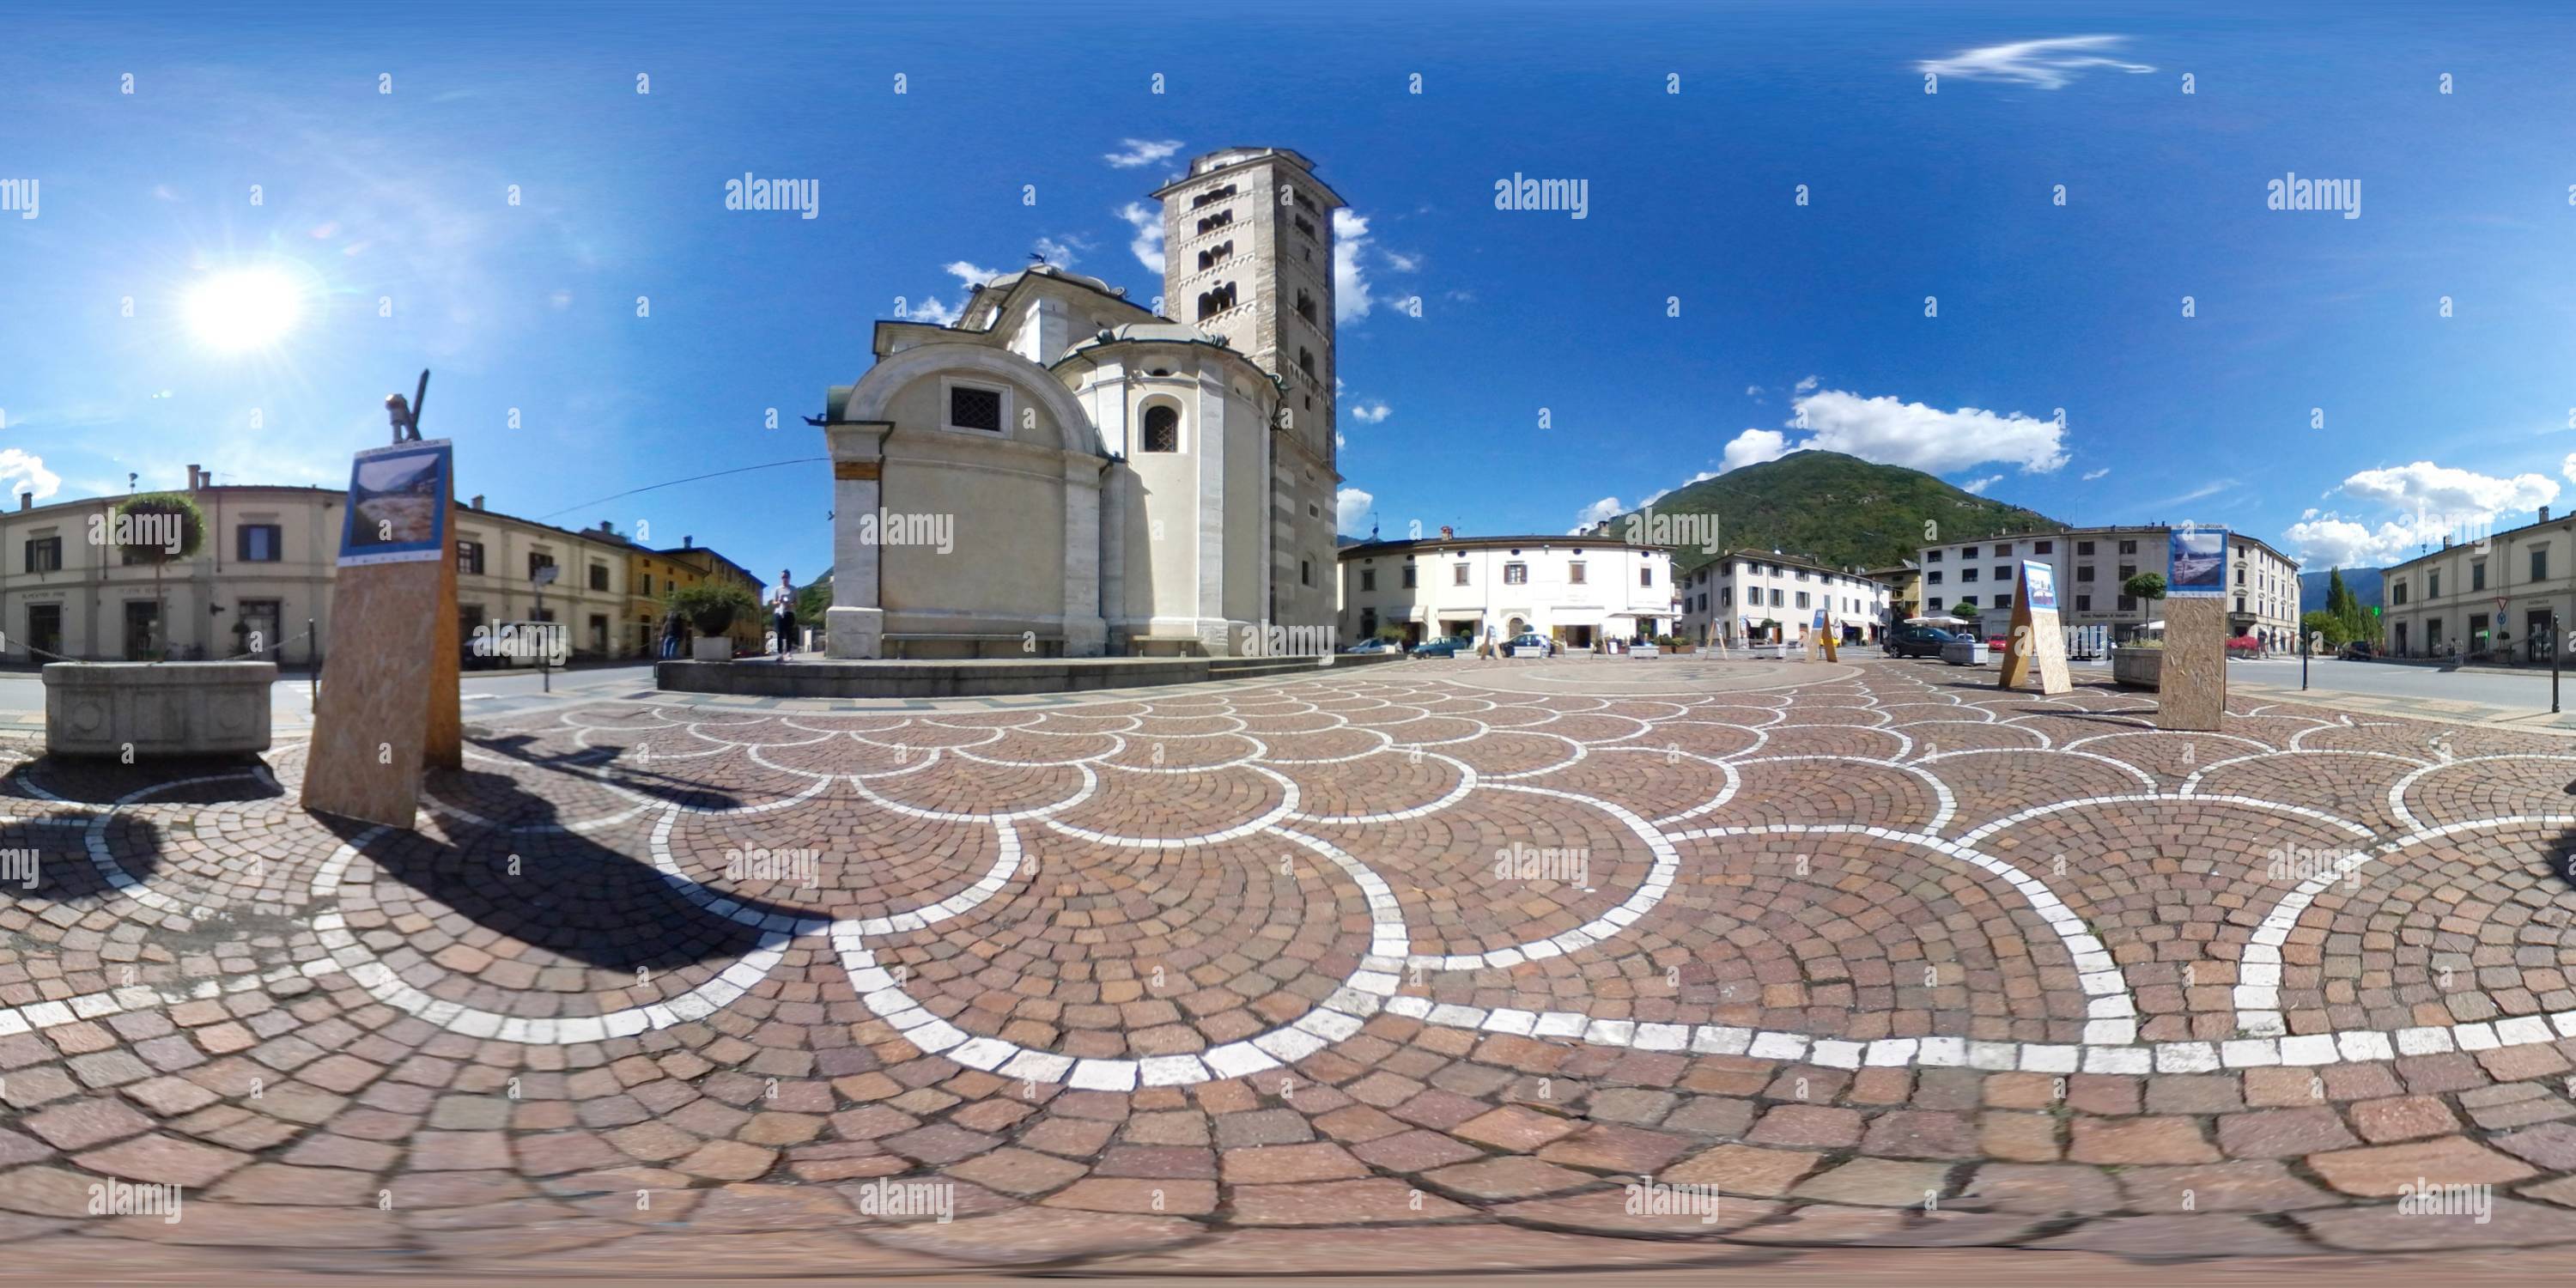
[
  {"x1": 655, "y1": 653, "x2": 1400, "y2": 700},
  {"x1": 823, "y1": 606, "x2": 884, "y2": 660}
]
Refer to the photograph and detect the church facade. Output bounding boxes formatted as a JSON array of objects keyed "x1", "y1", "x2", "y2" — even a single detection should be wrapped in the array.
[{"x1": 820, "y1": 147, "x2": 1344, "y2": 659}]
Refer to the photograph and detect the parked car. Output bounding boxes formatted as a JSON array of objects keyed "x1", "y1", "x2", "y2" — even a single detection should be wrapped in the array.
[
  {"x1": 2339, "y1": 641, "x2": 2376, "y2": 660},
  {"x1": 1411, "y1": 637, "x2": 1467, "y2": 659},
  {"x1": 1501, "y1": 632, "x2": 1553, "y2": 658},
  {"x1": 1343, "y1": 638, "x2": 1399, "y2": 654},
  {"x1": 1885, "y1": 626, "x2": 1958, "y2": 659}
]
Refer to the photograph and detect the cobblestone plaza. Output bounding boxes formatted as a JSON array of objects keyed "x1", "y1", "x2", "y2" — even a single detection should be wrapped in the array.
[{"x1": 5, "y1": 656, "x2": 2576, "y2": 1275}]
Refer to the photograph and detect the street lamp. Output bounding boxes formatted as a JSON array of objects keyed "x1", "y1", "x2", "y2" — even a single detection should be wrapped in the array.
[{"x1": 532, "y1": 563, "x2": 559, "y2": 693}]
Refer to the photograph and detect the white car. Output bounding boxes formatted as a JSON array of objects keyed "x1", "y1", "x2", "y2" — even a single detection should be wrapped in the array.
[
  {"x1": 1342, "y1": 638, "x2": 1399, "y2": 654},
  {"x1": 1501, "y1": 633, "x2": 1554, "y2": 658}
]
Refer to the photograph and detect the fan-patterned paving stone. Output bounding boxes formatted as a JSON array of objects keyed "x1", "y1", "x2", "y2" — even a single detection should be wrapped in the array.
[
  {"x1": 1746, "y1": 722, "x2": 1911, "y2": 762},
  {"x1": 1616, "y1": 716, "x2": 1765, "y2": 762},
  {"x1": 1044, "y1": 763, "x2": 1285, "y2": 841},
  {"x1": 1971, "y1": 797, "x2": 2371, "y2": 1040},
  {"x1": 1516, "y1": 747, "x2": 1735, "y2": 824},
  {"x1": 862, "y1": 832, "x2": 1372, "y2": 1060},
  {"x1": 2185, "y1": 750, "x2": 2419, "y2": 837},
  {"x1": 1271, "y1": 748, "x2": 1467, "y2": 822},
  {"x1": 2401, "y1": 756, "x2": 2576, "y2": 830},
  {"x1": 852, "y1": 751, "x2": 1089, "y2": 817},
  {"x1": 2269, "y1": 823, "x2": 2576, "y2": 1038},
  {"x1": 661, "y1": 801, "x2": 997, "y2": 924},
  {"x1": 1923, "y1": 749, "x2": 2151, "y2": 835},
  {"x1": 1304, "y1": 787, "x2": 1658, "y2": 962},
  {"x1": 1095, "y1": 732, "x2": 1261, "y2": 772},
  {"x1": 1689, "y1": 758, "x2": 1942, "y2": 834},
  {"x1": 1466, "y1": 830, "x2": 2089, "y2": 1045},
  {"x1": 15, "y1": 656, "x2": 2576, "y2": 1270}
]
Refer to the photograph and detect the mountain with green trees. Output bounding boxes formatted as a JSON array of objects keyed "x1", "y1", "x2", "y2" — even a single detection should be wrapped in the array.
[
  {"x1": 2300, "y1": 567, "x2": 2383, "y2": 647},
  {"x1": 1585, "y1": 450, "x2": 2066, "y2": 575}
]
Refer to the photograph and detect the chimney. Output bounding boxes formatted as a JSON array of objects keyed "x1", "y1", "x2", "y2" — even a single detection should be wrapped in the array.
[
  {"x1": 599, "y1": 519, "x2": 615, "y2": 535},
  {"x1": 683, "y1": 535, "x2": 694, "y2": 549},
  {"x1": 186, "y1": 464, "x2": 203, "y2": 489},
  {"x1": 15, "y1": 492, "x2": 28, "y2": 512},
  {"x1": 470, "y1": 495, "x2": 484, "y2": 511},
  {"x1": 2544, "y1": 506, "x2": 2554, "y2": 525}
]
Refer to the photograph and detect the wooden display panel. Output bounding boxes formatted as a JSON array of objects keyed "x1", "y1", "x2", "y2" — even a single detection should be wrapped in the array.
[
  {"x1": 300, "y1": 445, "x2": 460, "y2": 828},
  {"x1": 2000, "y1": 561, "x2": 2071, "y2": 696},
  {"x1": 2158, "y1": 596, "x2": 2228, "y2": 731}
]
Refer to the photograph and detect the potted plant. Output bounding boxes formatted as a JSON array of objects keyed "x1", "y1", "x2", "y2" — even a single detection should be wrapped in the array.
[
  {"x1": 109, "y1": 493, "x2": 208, "y2": 660},
  {"x1": 671, "y1": 583, "x2": 758, "y2": 661}
]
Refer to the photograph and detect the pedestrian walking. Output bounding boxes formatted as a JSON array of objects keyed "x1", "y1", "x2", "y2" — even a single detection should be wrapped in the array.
[{"x1": 770, "y1": 571, "x2": 799, "y2": 662}]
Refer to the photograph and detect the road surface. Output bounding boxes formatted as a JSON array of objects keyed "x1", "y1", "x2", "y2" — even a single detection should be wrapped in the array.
[{"x1": 0, "y1": 661, "x2": 662, "y2": 729}]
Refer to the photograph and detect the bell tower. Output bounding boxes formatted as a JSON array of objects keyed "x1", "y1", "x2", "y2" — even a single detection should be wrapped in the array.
[{"x1": 1153, "y1": 148, "x2": 1340, "y2": 467}]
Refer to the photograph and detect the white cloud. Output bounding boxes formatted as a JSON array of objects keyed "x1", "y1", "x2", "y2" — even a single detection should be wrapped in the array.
[
  {"x1": 1032, "y1": 235, "x2": 1082, "y2": 267},
  {"x1": 944, "y1": 260, "x2": 999, "y2": 289},
  {"x1": 0, "y1": 450, "x2": 60, "y2": 501},
  {"x1": 1334, "y1": 431, "x2": 1346, "y2": 451},
  {"x1": 1745, "y1": 385, "x2": 1764, "y2": 398},
  {"x1": 1640, "y1": 471, "x2": 1720, "y2": 507},
  {"x1": 1785, "y1": 389, "x2": 2068, "y2": 474},
  {"x1": 1794, "y1": 374, "x2": 1819, "y2": 393},
  {"x1": 907, "y1": 295, "x2": 960, "y2": 327},
  {"x1": 1570, "y1": 495, "x2": 1625, "y2": 533},
  {"x1": 2286, "y1": 460, "x2": 2564, "y2": 568},
  {"x1": 1115, "y1": 203, "x2": 1165, "y2": 275},
  {"x1": 1720, "y1": 428, "x2": 1790, "y2": 473},
  {"x1": 1961, "y1": 475, "x2": 2004, "y2": 495},
  {"x1": 2081, "y1": 467, "x2": 2111, "y2": 481},
  {"x1": 1350, "y1": 401, "x2": 1391, "y2": 424},
  {"x1": 1333, "y1": 209, "x2": 1372, "y2": 322},
  {"x1": 1918, "y1": 35, "x2": 2154, "y2": 89},
  {"x1": 2340, "y1": 460, "x2": 2557, "y2": 515},
  {"x1": 1382, "y1": 249, "x2": 1420, "y2": 272},
  {"x1": 2284, "y1": 513, "x2": 2442, "y2": 569},
  {"x1": 2565, "y1": 452, "x2": 2576, "y2": 483},
  {"x1": 1103, "y1": 138, "x2": 1183, "y2": 169},
  {"x1": 1336, "y1": 486, "x2": 1375, "y2": 538}
]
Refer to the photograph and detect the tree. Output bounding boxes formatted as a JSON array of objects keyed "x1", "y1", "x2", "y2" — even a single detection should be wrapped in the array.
[
  {"x1": 2122, "y1": 572, "x2": 2167, "y2": 604},
  {"x1": 109, "y1": 493, "x2": 207, "y2": 660},
  {"x1": 2301, "y1": 609, "x2": 2350, "y2": 649},
  {"x1": 671, "y1": 583, "x2": 758, "y2": 638},
  {"x1": 1951, "y1": 597, "x2": 1978, "y2": 614}
]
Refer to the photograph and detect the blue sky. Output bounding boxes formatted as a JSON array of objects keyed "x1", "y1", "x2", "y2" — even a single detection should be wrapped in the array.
[{"x1": 3, "y1": 0, "x2": 2573, "y2": 582}]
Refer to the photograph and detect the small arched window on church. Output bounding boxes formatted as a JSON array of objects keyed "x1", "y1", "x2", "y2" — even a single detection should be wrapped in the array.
[
  {"x1": 1296, "y1": 289, "x2": 1315, "y2": 325},
  {"x1": 1297, "y1": 347, "x2": 1315, "y2": 378},
  {"x1": 1140, "y1": 405, "x2": 1179, "y2": 453}
]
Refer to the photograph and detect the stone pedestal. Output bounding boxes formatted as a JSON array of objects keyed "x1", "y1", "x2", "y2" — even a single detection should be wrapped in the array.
[
  {"x1": 691, "y1": 635, "x2": 736, "y2": 662},
  {"x1": 2159, "y1": 597, "x2": 2227, "y2": 730},
  {"x1": 44, "y1": 661, "x2": 276, "y2": 757},
  {"x1": 824, "y1": 605, "x2": 884, "y2": 659}
]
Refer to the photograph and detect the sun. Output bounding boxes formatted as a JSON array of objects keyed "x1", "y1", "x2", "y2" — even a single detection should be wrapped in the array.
[{"x1": 184, "y1": 266, "x2": 305, "y2": 352}]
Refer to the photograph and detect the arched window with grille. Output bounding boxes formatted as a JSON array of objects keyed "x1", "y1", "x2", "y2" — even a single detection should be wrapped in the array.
[{"x1": 1140, "y1": 405, "x2": 1179, "y2": 453}]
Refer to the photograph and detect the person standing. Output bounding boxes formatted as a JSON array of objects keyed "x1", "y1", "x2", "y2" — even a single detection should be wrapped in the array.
[
  {"x1": 770, "y1": 571, "x2": 799, "y2": 661},
  {"x1": 659, "y1": 606, "x2": 683, "y2": 659}
]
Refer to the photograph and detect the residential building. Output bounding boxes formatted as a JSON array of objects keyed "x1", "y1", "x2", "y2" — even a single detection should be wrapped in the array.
[
  {"x1": 630, "y1": 540, "x2": 764, "y2": 656},
  {"x1": 1676, "y1": 550, "x2": 1893, "y2": 646},
  {"x1": 818, "y1": 147, "x2": 1341, "y2": 659},
  {"x1": 1914, "y1": 526, "x2": 2300, "y2": 649},
  {"x1": 2380, "y1": 506, "x2": 2573, "y2": 661},
  {"x1": 1337, "y1": 534, "x2": 1673, "y2": 649},
  {"x1": 3, "y1": 466, "x2": 640, "y2": 664},
  {"x1": 1863, "y1": 562, "x2": 1921, "y2": 622}
]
